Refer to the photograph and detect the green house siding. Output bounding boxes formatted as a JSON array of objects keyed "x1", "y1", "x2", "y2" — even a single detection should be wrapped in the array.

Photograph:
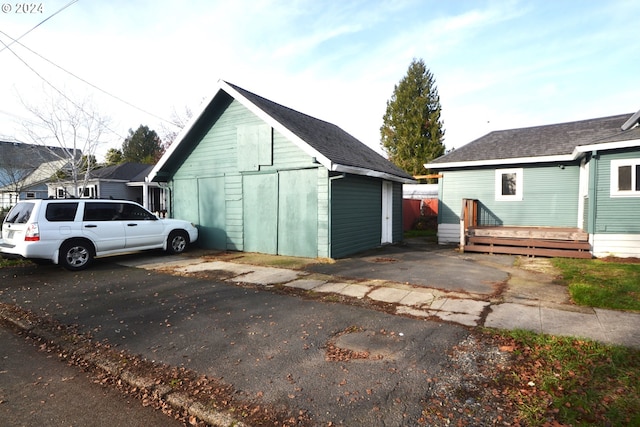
[
  {"x1": 440, "y1": 164, "x2": 580, "y2": 227},
  {"x1": 330, "y1": 175, "x2": 382, "y2": 258},
  {"x1": 592, "y1": 150, "x2": 640, "y2": 234}
]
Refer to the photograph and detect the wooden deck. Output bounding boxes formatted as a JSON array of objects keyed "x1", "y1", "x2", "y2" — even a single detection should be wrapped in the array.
[
  {"x1": 459, "y1": 199, "x2": 592, "y2": 258},
  {"x1": 464, "y1": 226, "x2": 592, "y2": 258}
]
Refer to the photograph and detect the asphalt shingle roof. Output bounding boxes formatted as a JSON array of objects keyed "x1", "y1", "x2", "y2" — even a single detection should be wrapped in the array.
[
  {"x1": 430, "y1": 113, "x2": 640, "y2": 165},
  {"x1": 91, "y1": 163, "x2": 152, "y2": 181},
  {"x1": 226, "y1": 82, "x2": 413, "y2": 181}
]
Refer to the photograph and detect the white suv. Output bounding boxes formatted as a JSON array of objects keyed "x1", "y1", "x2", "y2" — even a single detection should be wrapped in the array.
[{"x1": 1, "y1": 199, "x2": 198, "y2": 271}]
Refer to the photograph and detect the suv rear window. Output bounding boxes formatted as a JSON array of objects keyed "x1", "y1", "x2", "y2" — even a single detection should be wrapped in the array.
[
  {"x1": 4, "y1": 202, "x2": 35, "y2": 224},
  {"x1": 45, "y1": 202, "x2": 79, "y2": 222}
]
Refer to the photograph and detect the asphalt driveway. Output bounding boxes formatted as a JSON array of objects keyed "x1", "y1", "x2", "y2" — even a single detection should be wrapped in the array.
[
  {"x1": 0, "y1": 259, "x2": 470, "y2": 425},
  {"x1": 307, "y1": 237, "x2": 512, "y2": 295}
]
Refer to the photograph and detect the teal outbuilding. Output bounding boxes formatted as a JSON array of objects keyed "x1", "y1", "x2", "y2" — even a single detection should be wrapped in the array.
[
  {"x1": 425, "y1": 110, "x2": 640, "y2": 258},
  {"x1": 148, "y1": 81, "x2": 414, "y2": 259}
]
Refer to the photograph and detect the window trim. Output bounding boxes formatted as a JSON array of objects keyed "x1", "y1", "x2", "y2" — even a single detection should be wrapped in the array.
[
  {"x1": 495, "y1": 168, "x2": 523, "y2": 201},
  {"x1": 610, "y1": 158, "x2": 640, "y2": 197}
]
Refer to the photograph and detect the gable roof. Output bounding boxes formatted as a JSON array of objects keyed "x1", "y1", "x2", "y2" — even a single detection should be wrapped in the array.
[
  {"x1": 425, "y1": 112, "x2": 640, "y2": 169},
  {"x1": 0, "y1": 159, "x2": 68, "y2": 192},
  {"x1": 148, "y1": 80, "x2": 414, "y2": 183},
  {"x1": 90, "y1": 162, "x2": 153, "y2": 182}
]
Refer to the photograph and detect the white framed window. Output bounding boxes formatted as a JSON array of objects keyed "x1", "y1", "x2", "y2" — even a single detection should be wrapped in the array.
[
  {"x1": 495, "y1": 168, "x2": 523, "y2": 201},
  {"x1": 26, "y1": 192, "x2": 36, "y2": 199},
  {"x1": 610, "y1": 159, "x2": 640, "y2": 197},
  {"x1": 57, "y1": 188, "x2": 65, "y2": 198}
]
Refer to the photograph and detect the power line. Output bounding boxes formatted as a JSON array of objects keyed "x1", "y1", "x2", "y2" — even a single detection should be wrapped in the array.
[
  {"x1": 0, "y1": 37, "x2": 126, "y2": 141},
  {"x1": 0, "y1": 0, "x2": 79, "y2": 54},
  {"x1": 0, "y1": 0, "x2": 181, "y2": 129}
]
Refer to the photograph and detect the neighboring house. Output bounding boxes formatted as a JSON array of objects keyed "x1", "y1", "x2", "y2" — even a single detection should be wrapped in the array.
[
  {"x1": 148, "y1": 80, "x2": 414, "y2": 258},
  {"x1": 425, "y1": 110, "x2": 640, "y2": 258},
  {"x1": 49, "y1": 162, "x2": 166, "y2": 214},
  {"x1": 0, "y1": 141, "x2": 77, "y2": 209}
]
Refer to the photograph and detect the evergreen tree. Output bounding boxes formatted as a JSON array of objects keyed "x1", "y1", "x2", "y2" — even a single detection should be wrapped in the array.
[
  {"x1": 381, "y1": 58, "x2": 445, "y2": 177},
  {"x1": 122, "y1": 125, "x2": 163, "y2": 164},
  {"x1": 104, "y1": 148, "x2": 124, "y2": 166}
]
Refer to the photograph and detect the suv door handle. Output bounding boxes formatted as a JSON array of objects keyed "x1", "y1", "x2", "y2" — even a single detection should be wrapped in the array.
[
  {"x1": 84, "y1": 224, "x2": 97, "y2": 228},
  {"x1": 127, "y1": 223, "x2": 138, "y2": 227}
]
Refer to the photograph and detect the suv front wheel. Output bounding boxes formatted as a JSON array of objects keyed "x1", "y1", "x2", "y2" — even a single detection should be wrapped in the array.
[
  {"x1": 59, "y1": 239, "x2": 94, "y2": 271},
  {"x1": 167, "y1": 230, "x2": 188, "y2": 255}
]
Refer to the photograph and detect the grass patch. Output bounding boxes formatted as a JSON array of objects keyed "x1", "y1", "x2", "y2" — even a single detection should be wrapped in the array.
[
  {"x1": 552, "y1": 258, "x2": 640, "y2": 311},
  {"x1": 0, "y1": 256, "x2": 30, "y2": 268},
  {"x1": 213, "y1": 251, "x2": 325, "y2": 270},
  {"x1": 499, "y1": 329, "x2": 640, "y2": 426}
]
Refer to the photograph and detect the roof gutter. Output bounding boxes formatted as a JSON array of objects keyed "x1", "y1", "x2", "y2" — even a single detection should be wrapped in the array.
[
  {"x1": 426, "y1": 138, "x2": 640, "y2": 170},
  {"x1": 424, "y1": 154, "x2": 576, "y2": 170},
  {"x1": 332, "y1": 164, "x2": 416, "y2": 184}
]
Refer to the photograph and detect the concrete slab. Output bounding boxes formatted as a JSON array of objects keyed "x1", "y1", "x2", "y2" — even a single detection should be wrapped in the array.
[
  {"x1": 485, "y1": 303, "x2": 541, "y2": 332},
  {"x1": 429, "y1": 298, "x2": 448, "y2": 311},
  {"x1": 399, "y1": 290, "x2": 435, "y2": 307},
  {"x1": 339, "y1": 284, "x2": 371, "y2": 299},
  {"x1": 368, "y1": 287, "x2": 411, "y2": 304},
  {"x1": 437, "y1": 299, "x2": 489, "y2": 316},
  {"x1": 396, "y1": 306, "x2": 431, "y2": 318},
  {"x1": 433, "y1": 311, "x2": 479, "y2": 327},
  {"x1": 286, "y1": 279, "x2": 326, "y2": 290},
  {"x1": 540, "y1": 307, "x2": 607, "y2": 342},
  {"x1": 236, "y1": 267, "x2": 301, "y2": 285},
  {"x1": 118, "y1": 256, "x2": 203, "y2": 270},
  {"x1": 314, "y1": 282, "x2": 349, "y2": 294},
  {"x1": 595, "y1": 308, "x2": 640, "y2": 348}
]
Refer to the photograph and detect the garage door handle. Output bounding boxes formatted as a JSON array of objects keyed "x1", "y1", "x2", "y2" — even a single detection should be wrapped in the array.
[
  {"x1": 127, "y1": 223, "x2": 138, "y2": 227},
  {"x1": 84, "y1": 225, "x2": 97, "y2": 228}
]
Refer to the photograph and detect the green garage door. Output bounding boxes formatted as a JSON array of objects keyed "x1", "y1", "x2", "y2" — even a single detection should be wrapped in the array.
[
  {"x1": 197, "y1": 176, "x2": 227, "y2": 249},
  {"x1": 243, "y1": 169, "x2": 318, "y2": 258},
  {"x1": 243, "y1": 173, "x2": 278, "y2": 254},
  {"x1": 278, "y1": 169, "x2": 317, "y2": 257}
]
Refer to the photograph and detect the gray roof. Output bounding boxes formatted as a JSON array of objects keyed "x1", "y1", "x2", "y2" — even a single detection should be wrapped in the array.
[
  {"x1": 0, "y1": 141, "x2": 81, "y2": 167},
  {"x1": 91, "y1": 162, "x2": 152, "y2": 181},
  {"x1": 226, "y1": 82, "x2": 412, "y2": 182},
  {"x1": 429, "y1": 112, "x2": 640, "y2": 167},
  {"x1": 149, "y1": 81, "x2": 414, "y2": 183}
]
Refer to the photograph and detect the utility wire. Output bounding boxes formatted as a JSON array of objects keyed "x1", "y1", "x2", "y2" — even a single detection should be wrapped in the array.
[
  {"x1": 0, "y1": 37, "x2": 126, "y2": 140},
  {"x1": 0, "y1": 0, "x2": 180, "y2": 128},
  {"x1": 0, "y1": 0, "x2": 79, "y2": 53}
]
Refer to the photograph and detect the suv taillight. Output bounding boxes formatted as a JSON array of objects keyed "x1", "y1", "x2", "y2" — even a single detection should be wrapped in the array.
[{"x1": 25, "y1": 223, "x2": 40, "y2": 241}]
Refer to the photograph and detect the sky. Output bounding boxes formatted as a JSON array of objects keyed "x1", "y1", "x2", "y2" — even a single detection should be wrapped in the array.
[{"x1": 1, "y1": 0, "x2": 639, "y2": 162}]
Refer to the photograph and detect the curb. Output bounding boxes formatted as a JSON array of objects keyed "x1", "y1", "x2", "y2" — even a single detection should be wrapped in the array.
[{"x1": 0, "y1": 303, "x2": 248, "y2": 427}]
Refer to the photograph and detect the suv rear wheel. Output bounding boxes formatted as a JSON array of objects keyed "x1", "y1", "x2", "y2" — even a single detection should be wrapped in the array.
[
  {"x1": 59, "y1": 240, "x2": 94, "y2": 271},
  {"x1": 167, "y1": 230, "x2": 188, "y2": 254}
]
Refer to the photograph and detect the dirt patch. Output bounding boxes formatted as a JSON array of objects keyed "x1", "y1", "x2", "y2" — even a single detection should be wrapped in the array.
[
  {"x1": 201, "y1": 251, "x2": 328, "y2": 270},
  {"x1": 515, "y1": 257, "x2": 561, "y2": 275},
  {"x1": 601, "y1": 256, "x2": 640, "y2": 264}
]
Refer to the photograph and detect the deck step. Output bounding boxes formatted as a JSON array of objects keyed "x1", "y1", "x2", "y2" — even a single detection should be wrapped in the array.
[
  {"x1": 464, "y1": 244, "x2": 593, "y2": 259},
  {"x1": 468, "y1": 236, "x2": 591, "y2": 250}
]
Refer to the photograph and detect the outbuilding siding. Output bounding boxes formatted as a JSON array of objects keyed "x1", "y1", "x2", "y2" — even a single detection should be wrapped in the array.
[
  {"x1": 331, "y1": 175, "x2": 382, "y2": 258},
  {"x1": 440, "y1": 165, "x2": 580, "y2": 228},
  {"x1": 150, "y1": 81, "x2": 414, "y2": 259},
  {"x1": 593, "y1": 150, "x2": 640, "y2": 234}
]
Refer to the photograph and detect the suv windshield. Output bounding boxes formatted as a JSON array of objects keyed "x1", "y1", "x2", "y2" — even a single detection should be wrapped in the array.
[{"x1": 4, "y1": 202, "x2": 35, "y2": 224}]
